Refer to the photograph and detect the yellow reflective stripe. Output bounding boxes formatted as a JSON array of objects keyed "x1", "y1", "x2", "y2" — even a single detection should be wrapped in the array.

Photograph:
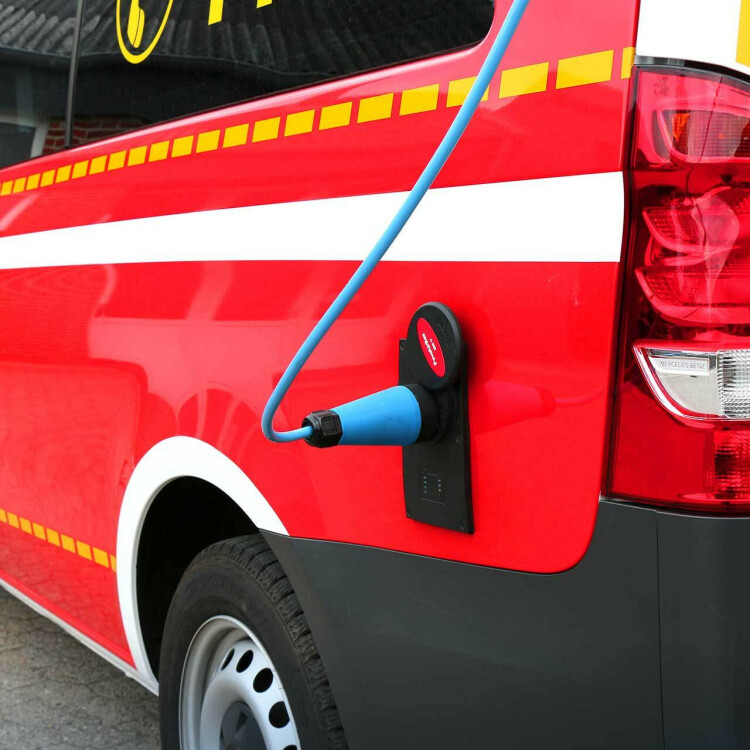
[
  {"x1": 500, "y1": 62, "x2": 549, "y2": 98},
  {"x1": 0, "y1": 507, "x2": 115, "y2": 572},
  {"x1": 108, "y1": 151, "x2": 127, "y2": 170},
  {"x1": 93, "y1": 547, "x2": 110, "y2": 568},
  {"x1": 253, "y1": 117, "x2": 281, "y2": 142},
  {"x1": 621, "y1": 47, "x2": 635, "y2": 79},
  {"x1": 128, "y1": 146, "x2": 148, "y2": 166},
  {"x1": 556, "y1": 50, "x2": 614, "y2": 89},
  {"x1": 285, "y1": 110, "x2": 315, "y2": 136},
  {"x1": 223, "y1": 123, "x2": 249, "y2": 148},
  {"x1": 320, "y1": 102, "x2": 352, "y2": 130},
  {"x1": 72, "y1": 161, "x2": 89, "y2": 179},
  {"x1": 446, "y1": 77, "x2": 488, "y2": 108},
  {"x1": 149, "y1": 141, "x2": 170, "y2": 161},
  {"x1": 358, "y1": 94, "x2": 394, "y2": 122},
  {"x1": 172, "y1": 136, "x2": 194, "y2": 157},
  {"x1": 400, "y1": 84, "x2": 440, "y2": 115},
  {"x1": 1, "y1": 47, "x2": 632, "y2": 200},
  {"x1": 197, "y1": 130, "x2": 221, "y2": 152},
  {"x1": 61, "y1": 535, "x2": 76, "y2": 553}
]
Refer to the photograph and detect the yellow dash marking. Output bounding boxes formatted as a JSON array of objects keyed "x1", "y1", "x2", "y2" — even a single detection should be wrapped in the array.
[
  {"x1": 739, "y1": 0, "x2": 750, "y2": 66},
  {"x1": 0, "y1": 509, "x2": 6, "y2": 523},
  {"x1": 26, "y1": 173, "x2": 40, "y2": 190},
  {"x1": 32, "y1": 523, "x2": 46, "y2": 540},
  {"x1": 128, "y1": 146, "x2": 147, "y2": 166},
  {"x1": 47, "y1": 529, "x2": 60, "y2": 547},
  {"x1": 110, "y1": 555, "x2": 117, "y2": 572},
  {"x1": 76, "y1": 541, "x2": 92, "y2": 560},
  {"x1": 197, "y1": 130, "x2": 221, "y2": 152},
  {"x1": 149, "y1": 141, "x2": 170, "y2": 162},
  {"x1": 556, "y1": 50, "x2": 614, "y2": 89},
  {"x1": 400, "y1": 84, "x2": 440, "y2": 116},
  {"x1": 500, "y1": 62, "x2": 549, "y2": 98},
  {"x1": 89, "y1": 156, "x2": 107, "y2": 174},
  {"x1": 108, "y1": 151, "x2": 127, "y2": 170},
  {"x1": 285, "y1": 110, "x2": 315, "y2": 136},
  {"x1": 41, "y1": 170, "x2": 55, "y2": 187},
  {"x1": 358, "y1": 93, "x2": 394, "y2": 123},
  {"x1": 20, "y1": 518, "x2": 32, "y2": 534},
  {"x1": 61, "y1": 534, "x2": 76, "y2": 553},
  {"x1": 72, "y1": 161, "x2": 89, "y2": 179},
  {"x1": 253, "y1": 117, "x2": 281, "y2": 142},
  {"x1": 8, "y1": 514, "x2": 19, "y2": 529},
  {"x1": 447, "y1": 78, "x2": 488, "y2": 108},
  {"x1": 55, "y1": 165, "x2": 71, "y2": 183},
  {"x1": 621, "y1": 47, "x2": 635, "y2": 79},
  {"x1": 223, "y1": 123, "x2": 249, "y2": 148},
  {"x1": 12, "y1": 177, "x2": 26, "y2": 193},
  {"x1": 208, "y1": 0, "x2": 223, "y2": 24},
  {"x1": 93, "y1": 548, "x2": 110, "y2": 568},
  {"x1": 320, "y1": 102, "x2": 353, "y2": 130},
  {"x1": 0, "y1": 181, "x2": 11, "y2": 196},
  {"x1": 172, "y1": 135, "x2": 194, "y2": 157},
  {"x1": 257, "y1": 0, "x2": 272, "y2": 7}
]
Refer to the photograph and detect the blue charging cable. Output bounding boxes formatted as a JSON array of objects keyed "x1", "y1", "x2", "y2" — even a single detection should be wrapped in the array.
[{"x1": 262, "y1": 0, "x2": 531, "y2": 444}]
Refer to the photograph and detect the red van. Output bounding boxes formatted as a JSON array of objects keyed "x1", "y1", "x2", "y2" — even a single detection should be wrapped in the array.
[{"x1": 1, "y1": 0, "x2": 750, "y2": 747}]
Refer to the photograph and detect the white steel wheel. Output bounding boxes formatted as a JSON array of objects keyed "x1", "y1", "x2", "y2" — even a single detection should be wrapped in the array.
[
  {"x1": 180, "y1": 616, "x2": 300, "y2": 750},
  {"x1": 159, "y1": 535, "x2": 348, "y2": 750}
]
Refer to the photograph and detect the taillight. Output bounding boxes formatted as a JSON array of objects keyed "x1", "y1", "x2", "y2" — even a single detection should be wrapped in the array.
[{"x1": 608, "y1": 67, "x2": 750, "y2": 512}]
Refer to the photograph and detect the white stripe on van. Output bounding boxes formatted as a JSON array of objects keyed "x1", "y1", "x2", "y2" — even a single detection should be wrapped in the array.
[{"x1": 0, "y1": 171, "x2": 623, "y2": 268}]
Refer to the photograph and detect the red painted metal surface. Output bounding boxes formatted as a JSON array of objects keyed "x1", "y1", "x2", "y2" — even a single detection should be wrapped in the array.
[{"x1": 0, "y1": 0, "x2": 637, "y2": 664}]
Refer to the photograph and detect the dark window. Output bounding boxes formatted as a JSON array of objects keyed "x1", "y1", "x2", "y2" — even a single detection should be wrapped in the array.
[
  {"x1": 73, "y1": 0, "x2": 494, "y2": 146},
  {"x1": 0, "y1": 0, "x2": 76, "y2": 169}
]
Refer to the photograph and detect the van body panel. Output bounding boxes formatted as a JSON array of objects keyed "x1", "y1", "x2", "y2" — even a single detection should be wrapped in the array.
[{"x1": 0, "y1": 0, "x2": 642, "y2": 689}]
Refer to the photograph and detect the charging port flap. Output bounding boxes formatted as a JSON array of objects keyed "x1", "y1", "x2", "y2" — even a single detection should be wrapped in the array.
[{"x1": 400, "y1": 303, "x2": 473, "y2": 533}]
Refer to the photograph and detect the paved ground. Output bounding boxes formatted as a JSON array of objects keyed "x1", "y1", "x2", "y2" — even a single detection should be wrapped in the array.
[{"x1": 0, "y1": 587, "x2": 161, "y2": 749}]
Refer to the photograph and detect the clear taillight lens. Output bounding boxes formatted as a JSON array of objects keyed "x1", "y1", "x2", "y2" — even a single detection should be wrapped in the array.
[{"x1": 608, "y1": 68, "x2": 750, "y2": 512}]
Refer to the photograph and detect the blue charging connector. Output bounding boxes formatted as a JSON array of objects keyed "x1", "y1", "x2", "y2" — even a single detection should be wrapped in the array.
[
  {"x1": 262, "y1": 0, "x2": 531, "y2": 447},
  {"x1": 303, "y1": 386, "x2": 429, "y2": 448}
]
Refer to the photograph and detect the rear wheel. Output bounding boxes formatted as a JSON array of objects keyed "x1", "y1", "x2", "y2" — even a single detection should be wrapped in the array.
[{"x1": 159, "y1": 535, "x2": 348, "y2": 750}]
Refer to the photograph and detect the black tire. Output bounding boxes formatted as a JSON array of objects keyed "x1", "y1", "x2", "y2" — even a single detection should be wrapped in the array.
[{"x1": 159, "y1": 534, "x2": 349, "y2": 750}]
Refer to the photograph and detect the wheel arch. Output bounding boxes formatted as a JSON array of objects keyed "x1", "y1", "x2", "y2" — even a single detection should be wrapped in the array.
[{"x1": 117, "y1": 437, "x2": 288, "y2": 690}]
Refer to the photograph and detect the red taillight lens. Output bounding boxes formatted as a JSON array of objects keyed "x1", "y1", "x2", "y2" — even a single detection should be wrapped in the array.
[{"x1": 608, "y1": 68, "x2": 750, "y2": 512}]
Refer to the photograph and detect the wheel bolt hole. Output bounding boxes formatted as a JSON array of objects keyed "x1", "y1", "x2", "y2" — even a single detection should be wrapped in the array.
[
  {"x1": 221, "y1": 649, "x2": 235, "y2": 670},
  {"x1": 269, "y1": 701, "x2": 290, "y2": 728},
  {"x1": 236, "y1": 650, "x2": 254, "y2": 673},
  {"x1": 253, "y1": 667, "x2": 273, "y2": 692}
]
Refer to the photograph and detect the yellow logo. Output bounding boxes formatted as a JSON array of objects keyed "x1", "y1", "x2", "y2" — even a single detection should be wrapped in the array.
[{"x1": 116, "y1": 0, "x2": 174, "y2": 64}]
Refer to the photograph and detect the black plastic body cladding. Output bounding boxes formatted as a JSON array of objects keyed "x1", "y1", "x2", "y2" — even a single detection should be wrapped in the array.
[
  {"x1": 266, "y1": 501, "x2": 663, "y2": 749},
  {"x1": 267, "y1": 501, "x2": 750, "y2": 748}
]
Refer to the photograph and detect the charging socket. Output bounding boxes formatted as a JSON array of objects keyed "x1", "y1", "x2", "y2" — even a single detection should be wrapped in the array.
[{"x1": 400, "y1": 302, "x2": 473, "y2": 534}]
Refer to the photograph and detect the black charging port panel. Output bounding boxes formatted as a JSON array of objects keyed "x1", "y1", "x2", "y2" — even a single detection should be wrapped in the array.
[{"x1": 399, "y1": 303, "x2": 473, "y2": 534}]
